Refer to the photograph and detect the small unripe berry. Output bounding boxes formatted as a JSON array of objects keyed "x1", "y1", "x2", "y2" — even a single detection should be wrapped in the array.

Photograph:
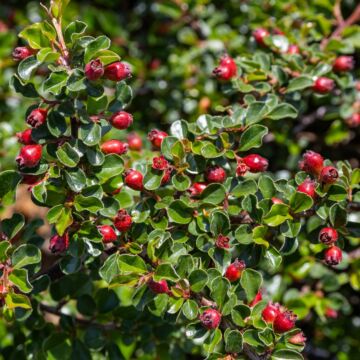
[
  {"x1": 271, "y1": 197, "x2": 283, "y2": 204},
  {"x1": 124, "y1": 169, "x2": 143, "y2": 191},
  {"x1": 242, "y1": 154, "x2": 268, "y2": 173},
  {"x1": 16, "y1": 144, "x2": 42, "y2": 168},
  {"x1": 273, "y1": 310, "x2": 297, "y2": 333},
  {"x1": 297, "y1": 178, "x2": 316, "y2": 199},
  {"x1": 215, "y1": 234, "x2": 230, "y2": 249},
  {"x1": 110, "y1": 111, "x2": 133, "y2": 130},
  {"x1": 287, "y1": 44, "x2": 300, "y2": 55},
  {"x1": 253, "y1": 28, "x2": 270, "y2": 46},
  {"x1": 249, "y1": 291, "x2": 262, "y2": 307},
  {"x1": 325, "y1": 307, "x2": 338, "y2": 319},
  {"x1": 114, "y1": 209, "x2": 132, "y2": 232},
  {"x1": 320, "y1": 166, "x2": 339, "y2": 184},
  {"x1": 319, "y1": 227, "x2": 338, "y2": 245},
  {"x1": 148, "y1": 129, "x2": 168, "y2": 149},
  {"x1": 127, "y1": 132, "x2": 142, "y2": 151},
  {"x1": 346, "y1": 113, "x2": 360, "y2": 128},
  {"x1": 49, "y1": 233, "x2": 69, "y2": 253},
  {"x1": 152, "y1": 155, "x2": 169, "y2": 170},
  {"x1": 205, "y1": 165, "x2": 227, "y2": 183},
  {"x1": 324, "y1": 246, "x2": 342, "y2": 266},
  {"x1": 98, "y1": 225, "x2": 117, "y2": 243},
  {"x1": 148, "y1": 279, "x2": 169, "y2": 294},
  {"x1": 298, "y1": 150, "x2": 324, "y2": 175},
  {"x1": 188, "y1": 182, "x2": 207, "y2": 197},
  {"x1": 26, "y1": 108, "x2": 48, "y2": 128},
  {"x1": 213, "y1": 54, "x2": 237, "y2": 81},
  {"x1": 199, "y1": 308, "x2": 222, "y2": 329},
  {"x1": 104, "y1": 61, "x2": 131, "y2": 81},
  {"x1": 288, "y1": 331, "x2": 307, "y2": 345},
  {"x1": 313, "y1": 77, "x2": 335, "y2": 94},
  {"x1": 12, "y1": 46, "x2": 33, "y2": 61},
  {"x1": 262, "y1": 302, "x2": 281, "y2": 323},
  {"x1": 84, "y1": 58, "x2": 104, "y2": 80},
  {"x1": 333, "y1": 56, "x2": 354, "y2": 73},
  {"x1": 225, "y1": 259, "x2": 246, "y2": 282},
  {"x1": 100, "y1": 140, "x2": 128, "y2": 155},
  {"x1": 16, "y1": 128, "x2": 34, "y2": 145}
]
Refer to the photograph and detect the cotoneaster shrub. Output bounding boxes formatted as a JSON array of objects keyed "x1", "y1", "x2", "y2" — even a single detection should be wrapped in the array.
[{"x1": 0, "y1": 1, "x2": 359, "y2": 359}]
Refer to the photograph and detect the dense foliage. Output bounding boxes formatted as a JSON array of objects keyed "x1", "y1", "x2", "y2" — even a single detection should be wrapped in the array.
[{"x1": 0, "y1": 1, "x2": 359, "y2": 359}]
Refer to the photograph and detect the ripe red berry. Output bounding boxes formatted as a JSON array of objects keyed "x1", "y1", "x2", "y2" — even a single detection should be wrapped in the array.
[
  {"x1": 298, "y1": 150, "x2": 324, "y2": 175},
  {"x1": 124, "y1": 169, "x2": 143, "y2": 191},
  {"x1": 346, "y1": 113, "x2": 360, "y2": 128},
  {"x1": 110, "y1": 111, "x2": 133, "y2": 130},
  {"x1": 288, "y1": 331, "x2": 307, "y2": 345},
  {"x1": 16, "y1": 128, "x2": 34, "y2": 145},
  {"x1": 148, "y1": 129, "x2": 168, "y2": 149},
  {"x1": 148, "y1": 279, "x2": 169, "y2": 294},
  {"x1": 325, "y1": 307, "x2": 338, "y2": 319},
  {"x1": 188, "y1": 182, "x2": 207, "y2": 197},
  {"x1": 152, "y1": 155, "x2": 169, "y2": 170},
  {"x1": 273, "y1": 310, "x2": 297, "y2": 333},
  {"x1": 104, "y1": 61, "x2": 131, "y2": 81},
  {"x1": 287, "y1": 44, "x2": 300, "y2": 55},
  {"x1": 320, "y1": 166, "x2": 339, "y2": 184},
  {"x1": 26, "y1": 108, "x2": 48, "y2": 128},
  {"x1": 127, "y1": 132, "x2": 142, "y2": 151},
  {"x1": 100, "y1": 140, "x2": 128, "y2": 155},
  {"x1": 98, "y1": 225, "x2": 117, "y2": 243},
  {"x1": 271, "y1": 197, "x2": 283, "y2": 204},
  {"x1": 324, "y1": 246, "x2": 342, "y2": 266},
  {"x1": 21, "y1": 174, "x2": 42, "y2": 186},
  {"x1": 262, "y1": 302, "x2": 281, "y2": 323},
  {"x1": 213, "y1": 54, "x2": 237, "y2": 81},
  {"x1": 49, "y1": 233, "x2": 69, "y2": 253},
  {"x1": 114, "y1": 209, "x2": 132, "y2": 232},
  {"x1": 215, "y1": 234, "x2": 230, "y2": 249},
  {"x1": 205, "y1": 165, "x2": 227, "y2": 183},
  {"x1": 242, "y1": 154, "x2": 268, "y2": 173},
  {"x1": 253, "y1": 28, "x2": 270, "y2": 46},
  {"x1": 249, "y1": 291, "x2": 262, "y2": 307},
  {"x1": 319, "y1": 227, "x2": 338, "y2": 245},
  {"x1": 225, "y1": 259, "x2": 246, "y2": 282},
  {"x1": 199, "y1": 308, "x2": 222, "y2": 329},
  {"x1": 333, "y1": 56, "x2": 354, "y2": 73},
  {"x1": 12, "y1": 46, "x2": 33, "y2": 61},
  {"x1": 313, "y1": 77, "x2": 335, "y2": 94},
  {"x1": 16, "y1": 144, "x2": 42, "y2": 168},
  {"x1": 84, "y1": 58, "x2": 104, "y2": 81},
  {"x1": 297, "y1": 178, "x2": 316, "y2": 198}
]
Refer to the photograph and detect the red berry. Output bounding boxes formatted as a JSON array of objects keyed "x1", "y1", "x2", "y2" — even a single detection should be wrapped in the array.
[
  {"x1": 346, "y1": 113, "x2": 360, "y2": 128},
  {"x1": 273, "y1": 310, "x2": 297, "y2": 333},
  {"x1": 148, "y1": 129, "x2": 168, "y2": 149},
  {"x1": 313, "y1": 77, "x2": 335, "y2": 94},
  {"x1": 114, "y1": 209, "x2": 132, "y2": 232},
  {"x1": 152, "y1": 155, "x2": 169, "y2": 170},
  {"x1": 199, "y1": 308, "x2": 222, "y2": 329},
  {"x1": 16, "y1": 128, "x2": 34, "y2": 145},
  {"x1": 49, "y1": 233, "x2": 69, "y2": 253},
  {"x1": 215, "y1": 234, "x2": 230, "y2": 249},
  {"x1": 225, "y1": 259, "x2": 246, "y2": 282},
  {"x1": 98, "y1": 225, "x2": 117, "y2": 243},
  {"x1": 262, "y1": 302, "x2": 281, "y2": 323},
  {"x1": 21, "y1": 174, "x2": 41, "y2": 185},
  {"x1": 26, "y1": 108, "x2": 48, "y2": 128},
  {"x1": 213, "y1": 54, "x2": 237, "y2": 81},
  {"x1": 271, "y1": 197, "x2": 283, "y2": 204},
  {"x1": 319, "y1": 227, "x2": 338, "y2": 245},
  {"x1": 12, "y1": 46, "x2": 33, "y2": 61},
  {"x1": 253, "y1": 28, "x2": 270, "y2": 46},
  {"x1": 320, "y1": 166, "x2": 339, "y2": 184},
  {"x1": 100, "y1": 140, "x2": 128, "y2": 155},
  {"x1": 127, "y1": 132, "x2": 142, "y2": 151},
  {"x1": 325, "y1": 307, "x2": 338, "y2": 319},
  {"x1": 288, "y1": 331, "x2": 307, "y2": 345},
  {"x1": 161, "y1": 167, "x2": 172, "y2": 185},
  {"x1": 124, "y1": 169, "x2": 143, "y2": 191},
  {"x1": 287, "y1": 44, "x2": 300, "y2": 55},
  {"x1": 110, "y1": 111, "x2": 133, "y2": 130},
  {"x1": 298, "y1": 150, "x2": 324, "y2": 176},
  {"x1": 188, "y1": 182, "x2": 207, "y2": 197},
  {"x1": 242, "y1": 154, "x2": 268, "y2": 173},
  {"x1": 205, "y1": 165, "x2": 227, "y2": 183},
  {"x1": 16, "y1": 144, "x2": 42, "y2": 168},
  {"x1": 104, "y1": 61, "x2": 131, "y2": 81},
  {"x1": 324, "y1": 246, "x2": 342, "y2": 266},
  {"x1": 148, "y1": 279, "x2": 169, "y2": 294},
  {"x1": 84, "y1": 58, "x2": 104, "y2": 81},
  {"x1": 297, "y1": 178, "x2": 316, "y2": 198},
  {"x1": 249, "y1": 291, "x2": 262, "y2": 307},
  {"x1": 333, "y1": 56, "x2": 354, "y2": 73}
]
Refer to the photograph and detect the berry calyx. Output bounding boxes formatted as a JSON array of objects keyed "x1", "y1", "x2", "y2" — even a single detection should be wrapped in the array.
[
  {"x1": 152, "y1": 155, "x2": 169, "y2": 170},
  {"x1": 148, "y1": 279, "x2": 169, "y2": 294},
  {"x1": 124, "y1": 169, "x2": 143, "y2": 191},
  {"x1": 127, "y1": 132, "x2": 142, "y2": 151},
  {"x1": 333, "y1": 56, "x2": 354, "y2": 73},
  {"x1": 253, "y1": 28, "x2": 270, "y2": 46},
  {"x1": 213, "y1": 54, "x2": 237, "y2": 81},
  {"x1": 114, "y1": 209, "x2": 132, "y2": 232},
  {"x1": 84, "y1": 58, "x2": 104, "y2": 81},
  {"x1": 16, "y1": 129, "x2": 34, "y2": 145},
  {"x1": 104, "y1": 61, "x2": 131, "y2": 81},
  {"x1": 49, "y1": 233, "x2": 69, "y2": 253},
  {"x1": 262, "y1": 302, "x2": 281, "y2": 323},
  {"x1": 298, "y1": 150, "x2": 324, "y2": 176},
  {"x1": 148, "y1": 129, "x2": 168, "y2": 149},
  {"x1": 242, "y1": 154, "x2": 268, "y2": 173},
  {"x1": 16, "y1": 144, "x2": 42, "y2": 168},
  {"x1": 297, "y1": 178, "x2": 316, "y2": 198},
  {"x1": 188, "y1": 182, "x2": 207, "y2": 197},
  {"x1": 236, "y1": 158, "x2": 248, "y2": 176},
  {"x1": 199, "y1": 308, "x2": 222, "y2": 329},
  {"x1": 215, "y1": 234, "x2": 230, "y2": 249},
  {"x1": 319, "y1": 227, "x2": 338, "y2": 245},
  {"x1": 324, "y1": 246, "x2": 342, "y2": 266},
  {"x1": 320, "y1": 166, "x2": 339, "y2": 184},
  {"x1": 26, "y1": 108, "x2": 48, "y2": 128},
  {"x1": 225, "y1": 259, "x2": 246, "y2": 282},
  {"x1": 205, "y1": 165, "x2": 227, "y2": 183},
  {"x1": 100, "y1": 140, "x2": 128, "y2": 155},
  {"x1": 12, "y1": 46, "x2": 33, "y2": 61},
  {"x1": 288, "y1": 331, "x2": 307, "y2": 345},
  {"x1": 98, "y1": 225, "x2": 117, "y2": 243},
  {"x1": 313, "y1": 77, "x2": 335, "y2": 94},
  {"x1": 110, "y1": 111, "x2": 133, "y2": 130},
  {"x1": 273, "y1": 310, "x2": 297, "y2": 333}
]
